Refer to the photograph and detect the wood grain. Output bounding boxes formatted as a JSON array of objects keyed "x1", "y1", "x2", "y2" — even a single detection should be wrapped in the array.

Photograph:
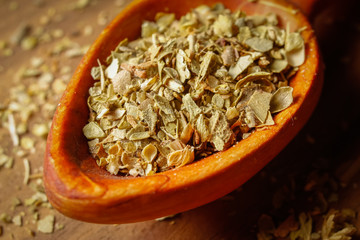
[{"x1": 0, "y1": 0, "x2": 359, "y2": 239}]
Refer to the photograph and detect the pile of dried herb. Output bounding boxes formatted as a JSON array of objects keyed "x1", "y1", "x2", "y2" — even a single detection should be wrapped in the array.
[{"x1": 83, "y1": 3, "x2": 305, "y2": 176}]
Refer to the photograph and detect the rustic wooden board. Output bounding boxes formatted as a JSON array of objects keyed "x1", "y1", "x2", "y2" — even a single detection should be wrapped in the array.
[{"x1": 0, "y1": 0, "x2": 359, "y2": 239}]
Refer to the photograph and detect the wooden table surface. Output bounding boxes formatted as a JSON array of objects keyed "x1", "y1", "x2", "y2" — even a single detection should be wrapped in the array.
[{"x1": 0, "y1": 0, "x2": 360, "y2": 239}]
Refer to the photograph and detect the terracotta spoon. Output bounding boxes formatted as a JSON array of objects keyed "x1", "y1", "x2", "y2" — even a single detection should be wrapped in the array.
[{"x1": 44, "y1": 0, "x2": 323, "y2": 224}]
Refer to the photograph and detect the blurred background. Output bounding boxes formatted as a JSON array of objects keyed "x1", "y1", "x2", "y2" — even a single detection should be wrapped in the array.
[{"x1": 0, "y1": 0, "x2": 359, "y2": 239}]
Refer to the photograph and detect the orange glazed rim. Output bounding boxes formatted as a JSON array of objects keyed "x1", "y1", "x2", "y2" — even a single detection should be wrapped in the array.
[{"x1": 44, "y1": 0, "x2": 323, "y2": 224}]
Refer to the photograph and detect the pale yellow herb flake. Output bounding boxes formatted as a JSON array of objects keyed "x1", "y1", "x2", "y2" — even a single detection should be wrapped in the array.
[
  {"x1": 228, "y1": 55, "x2": 253, "y2": 80},
  {"x1": 213, "y1": 14, "x2": 233, "y2": 37},
  {"x1": 176, "y1": 49, "x2": 191, "y2": 83},
  {"x1": 167, "y1": 146, "x2": 195, "y2": 168},
  {"x1": 128, "y1": 131, "x2": 151, "y2": 141},
  {"x1": 270, "y1": 59, "x2": 288, "y2": 73},
  {"x1": 105, "y1": 58, "x2": 119, "y2": 79},
  {"x1": 270, "y1": 86, "x2": 293, "y2": 113},
  {"x1": 112, "y1": 69, "x2": 132, "y2": 95},
  {"x1": 182, "y1": 94, "x2": 202, "y2": 122},
  {"x1": 37, "y1": 215, "x2": 55, "y2": 234},
  {"x1": 195, "y1": 114, "x2": 210, "y2": 143},
  {"x1": 83, "y1": 122, "x2": 105, "y2": 139},
  {"x1": 12, "y1": 215, "x2": 22, "y2": 226},
  {"x1": 245, "y1": 37, "x2": 273, "y2": 52},
  {"x1": 141, "y1": 144, "x2": 158, "y2": 162},
  {"x1": 248, "y1": 90, "x2": 273, "y2": 123},
  {"x1": 198, "y1": 51, "x2": 216, "y2": 83},
  {"x1": 285, "y1": 29, "x2": 305, "y2": 67}
]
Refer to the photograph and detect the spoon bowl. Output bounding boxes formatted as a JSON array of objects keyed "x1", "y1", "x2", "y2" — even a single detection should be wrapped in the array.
[{"x1": 44, "y1": 0, "x2": 323, "y2": 224}]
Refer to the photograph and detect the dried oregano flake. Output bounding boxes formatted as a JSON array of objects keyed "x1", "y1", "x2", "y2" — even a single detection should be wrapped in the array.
[
  {"x1": 37, "y1": 215, "x2": 55, "y2": 234},
  {"x1": 83, "y1": 3, "x2": 305, "y2": 176}
]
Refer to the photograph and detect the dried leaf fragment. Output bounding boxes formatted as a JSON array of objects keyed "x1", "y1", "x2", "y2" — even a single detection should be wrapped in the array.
[
  {"x1": 213, "y1": 14, "x2": 233, "y2": 37},
  {"x1": 209, "y1": 110, "x2": 234, "y2": 151},
  {"x1": 0, "y1": 213, "x2": 11, "y2": 223},
  {"x1": 83, "y1": 122, "x2": 105, "y2": 139},
  {"x1": 141, "y1": 21, "x2": 158, "y2": 38},
  {"x1": 229, "y1": 55, "x2": 253, "y2": 79},
  {"x1": 106, "y1": 155, "x2": 122, "y2": 175},
  {"x1": 156, "y1": 13, "x2": 175, "y2": 31},
  {"x1": 0, "y1": 154, "x2": 13, "y2": 169},
  {"x1": 270, "y1": 86, "x2": 293, "y2": 113},
  {"x1": 141, "y1": 144, "x2": 158, "y2": 162},
  {"x1": 105, "y1": 58, "x2": 119, "y2": 79},
  {"x1": 286, "y1": 46, "x2": 305, "y2": 67},
  {"x1": 198, "y1": 51, "x2": 216, "y2": 83},
  {"x1": 235, "y1": 72, "x2": 271, "y2": 90},
  {"x1": 285, "y1": 32, "x2": 304, "y2": 52},
  {"x1": 270, "y1": 59, "x2": 288, "y2": 73},
  {"x1": 12, "y1": 215, "x2": 22, "y2": 226},
  {"x1": 167, "y1": 146, "x2": 195, "y2": 168},
  {"x1": 21, "y1": 36, "x2": 38, "y2": 50},
  {"x1": 289, "y1": 213, "x2": 312, "y2": 240},
  {"x1": 112, "y1": 69, "x2": 132, "y2": 95},
  {"x1": 183, "y1": 94, "x2": 202, "y2": 122},
  {"x1": 221, "y1": 46, "x2": 236, "y2": 66},
  {"x1": 195, "y1": 114, "x2": 210, "y2": 143},
  {"x1": 285, "y1": 32, "x2": 305, "y2": 67},
  {"x1": 248, "y1": 90, "x2": 273, "y2": 123},
  {"x1": 37, "y1": 215, "x2": 55, "y2": 234},
  {"x1": 165, "y1": 78, "x2": 184, "y2": 93},
  {"x1": 180, "y1": 123, "x2": 194, "y2": 144},
  {"x1": 7, "y1": 113, "x2": 19, "y2": 146},
  {"x1": 176, "y1": 49, "x2": 191, "y2": 83},
  {"x1": 245, "y1": 37, "x2": 273, "y2": 52},
  {"x1": 128, "y1": 131, "x2": 150, "y2": 141}
]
